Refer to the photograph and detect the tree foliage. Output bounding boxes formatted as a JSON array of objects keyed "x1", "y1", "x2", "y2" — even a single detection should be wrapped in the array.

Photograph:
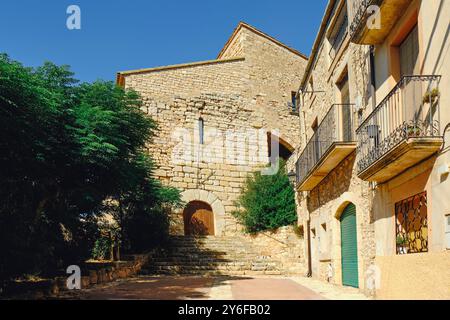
[
  {"x1": 0, "y1": 54, "x2": 181, "y2": 280},
  {"x1": 232, "y1": 161, "x2": 297, "y2": 234}
]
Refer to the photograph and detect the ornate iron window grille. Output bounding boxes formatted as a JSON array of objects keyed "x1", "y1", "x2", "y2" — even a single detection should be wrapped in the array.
[
  {"x1": 356, "y1": 75, "x2": 441, "y2": 174},
  {"x1": 295, "y1": 104, "x2": 355, "y2": 186},
  {"x1": 395, "y1": 192, "x2": 428, "y2": 255}
]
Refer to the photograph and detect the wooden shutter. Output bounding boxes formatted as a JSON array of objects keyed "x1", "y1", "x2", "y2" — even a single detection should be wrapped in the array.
[
  {"x1": 400, "y1": 25, "x2": 419, "y2": 77},
  {"x1": 340, "y1": 203, "x2": 359, "y2": 288}
]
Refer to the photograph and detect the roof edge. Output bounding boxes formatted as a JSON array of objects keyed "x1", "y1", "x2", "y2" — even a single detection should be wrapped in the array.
[
  {"x1": 217, "y1": 21, "x2": 308, "y2": 60},
  {"x1": 299, "y1": 0, "x2": 338, "y2": 91},
  {"x1": 117, "y1": 57, "x2": 245, "y2": 77}
]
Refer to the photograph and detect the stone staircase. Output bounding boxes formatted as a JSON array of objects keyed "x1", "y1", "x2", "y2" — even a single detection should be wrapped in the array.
[{"x1": 141, "y1": 235, "x2": 285, "y2": 276}]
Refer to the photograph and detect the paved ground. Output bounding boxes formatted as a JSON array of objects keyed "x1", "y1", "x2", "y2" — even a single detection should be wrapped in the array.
[{"x1": 62, "y1": 275, "x2": 369, "y2": 300}]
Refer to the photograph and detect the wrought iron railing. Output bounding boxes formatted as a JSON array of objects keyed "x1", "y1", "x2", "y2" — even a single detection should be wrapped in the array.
[
  {"x1": 356, "y1": 75, "x2": 441, "y2": 174},
  {"x1": 296, "y1": 104, "x2": 355, "y2": 186},
  {"x1": 348, "y1": 0, "x2": 376, "y2": 40}
]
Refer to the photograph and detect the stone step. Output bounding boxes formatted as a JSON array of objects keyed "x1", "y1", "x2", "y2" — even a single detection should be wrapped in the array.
[
  {"x1": 154, "y1": 251, "x2": 262, "y2": 257},
  {"x1": 141, "y1": 236, "x2": 285, "y2": 277},
  {"x1": 143, "y1": 265, "x2": 280, "y2": 273},
  {"x1": 141, "y1": 268, "x2": 283, "y2": 276},
  {"x1": 149, "y1": 261, "x2": 280, "y2": 267},
  {"x1": 150, "y1": 253, "x2": 262, "y2": 259}
]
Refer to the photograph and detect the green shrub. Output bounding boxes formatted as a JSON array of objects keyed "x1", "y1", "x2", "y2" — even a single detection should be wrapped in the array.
[
  {"x1": 92, "y1": 236, "x2": 112, "y2": 261},
  {"x1": 232, "y1": 161, "x2": 297, "y2": 234}
]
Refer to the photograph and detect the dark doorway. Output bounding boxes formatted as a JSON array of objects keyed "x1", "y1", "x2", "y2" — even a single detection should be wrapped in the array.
[
  {"x1": 267, "y1": 133, "x2": 294, "y2": 161},
  {"x1": 183, "y1": 201, "x2": 215, "y2": 236}
]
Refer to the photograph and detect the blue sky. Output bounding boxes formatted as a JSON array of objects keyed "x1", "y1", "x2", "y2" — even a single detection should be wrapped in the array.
[{"x1": 0, "y1": 0, "x2": 327, "y2": 83}]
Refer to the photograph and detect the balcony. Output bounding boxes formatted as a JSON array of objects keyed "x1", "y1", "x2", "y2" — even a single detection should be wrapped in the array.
[
  {"x1": 349, "y1": 0, "x2": 412, "y2": 44},
  {"x1": 357, "y1": 75, "x2": 442, "y2": 183},
  {"x1": 296, "y1": 104, "x2": 356, "y2": 191}
]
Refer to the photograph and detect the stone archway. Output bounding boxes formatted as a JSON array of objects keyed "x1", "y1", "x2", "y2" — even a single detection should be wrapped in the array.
[
  {"x1": 181, "y1": 189, "x2": 226, "y2": 236},
  {"x1": 339, "y1": 203, "x2": 359, "y2": 288},
  {"x1": 267, "y1": 132, "x2": 295, "y2": 161},
  {"x1": 332, "y1": 192, "x2": 366, "y2": 289}
]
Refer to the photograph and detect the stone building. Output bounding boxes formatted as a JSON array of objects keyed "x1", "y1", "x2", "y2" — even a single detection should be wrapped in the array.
[
  {"x1": 294, "y1": 0, "x2": 450, "y2": 299},
  {"x1": 117, "y1": 22, "x2": 308, "y2": 238},
  {"x1": 348, "y1": 0, "x2": 450, "y2": 299},
  {"x1": 294, "y1": 0, "x2": 375, "y2": 293}
]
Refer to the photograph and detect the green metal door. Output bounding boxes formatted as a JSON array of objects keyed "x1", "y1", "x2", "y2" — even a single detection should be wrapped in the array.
[{"x1": 340, "y1": 203, "x2": 359, "y2": 288}]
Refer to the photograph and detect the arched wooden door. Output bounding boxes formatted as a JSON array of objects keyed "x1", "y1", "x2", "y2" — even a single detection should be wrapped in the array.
[{"x1": 183, "y1": 201, "x2": 215, "y2": 236}]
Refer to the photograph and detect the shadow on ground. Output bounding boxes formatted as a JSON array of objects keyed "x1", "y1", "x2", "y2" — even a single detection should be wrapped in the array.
[{"x1": 65, "y1": 275, "x2": 252, "y2": 300}]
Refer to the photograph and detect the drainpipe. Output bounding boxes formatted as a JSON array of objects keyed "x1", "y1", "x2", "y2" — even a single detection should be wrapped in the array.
[
  {"x1": 369, "y1": 45, "x2": 377, "y2": 110},
  {"x1": 306, "y1": 218, "x2": 312, "y2": 277},
  {"x1": 368, "y1": 45, "x2": 378, "y2": 216},
  {"x1": 298, "y1": 87, "x2": 312, "y2": 278}
]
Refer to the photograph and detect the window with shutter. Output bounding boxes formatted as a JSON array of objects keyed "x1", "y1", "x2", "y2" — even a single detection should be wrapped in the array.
[{"x1": 400, "y1": 25, "x2": 419, "y2": 77}]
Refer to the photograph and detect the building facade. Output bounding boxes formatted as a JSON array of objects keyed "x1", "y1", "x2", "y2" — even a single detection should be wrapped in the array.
[
  {"x1": 294, "y1": 0, "x2": 375, "y2": 293},
  {"x1": 295, "y1": 0, "x2": 450, "y2": 299},
  {"x1": 117, "y1": 22, "x2": 308, "y2": 238}
]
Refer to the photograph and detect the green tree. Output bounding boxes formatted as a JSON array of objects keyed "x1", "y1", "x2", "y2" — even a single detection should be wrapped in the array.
[
  {"x1": 232, "y1": 161, "x2": 297, "y2": 234},
  {"x1": 0, "y1": 54, "x2": 180, "y2": 281}
]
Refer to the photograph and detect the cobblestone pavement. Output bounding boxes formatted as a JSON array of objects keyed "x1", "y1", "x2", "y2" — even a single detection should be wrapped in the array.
[{"x1": 61, "y1": 275, "x2": 369, "y2": 300}]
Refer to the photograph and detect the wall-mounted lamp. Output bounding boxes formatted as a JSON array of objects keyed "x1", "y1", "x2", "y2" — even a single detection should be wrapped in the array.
[{"x1": 288, "y1": 170, "x2": 297, "y2": 187}]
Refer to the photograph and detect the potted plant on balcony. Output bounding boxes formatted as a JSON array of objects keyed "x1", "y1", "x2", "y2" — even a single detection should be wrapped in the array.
[
  {"x1": 396, "y1": 235, "x2": 408, "y2": 255},
  {"x1": 422, "y1": 88, "x2": 440, "y2": 105},
  {"x1": 405, "y1": 124, "x2": 422, "y2": 138}
]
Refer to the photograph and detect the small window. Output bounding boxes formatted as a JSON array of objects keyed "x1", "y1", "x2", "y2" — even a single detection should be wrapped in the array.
[
  {"x1": 291, "y1": 91, "x2": 297, "y2": 107},
  {"x1": 320, "y1": 223, "x2": 329, "y2": 255},
  {"x1": 309, "y1": 77, "x2": 314, "y2": 93},
  {"x1": 327, "y1": 7, "x2": 348, "y2": 59},
  {"x1": 311, "y1": 118, "x2": 318, "y2": 133},
  {"x1": 445, "y1": 214, "x2": 450, "y2": 250},
  {"x1": 198, "y1": 118, "x2": 204, "y2": 145}
]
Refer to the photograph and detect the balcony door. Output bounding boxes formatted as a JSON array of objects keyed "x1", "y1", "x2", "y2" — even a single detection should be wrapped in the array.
[
  {"x1": 311, "y1": 119, "x2": 320, "y2": 164},
  {"x1": 337, "y1": 74, "x2": 353, "y2": 141},
  {"x1": 400, "y1": 25, "x2": 419, "y2": 77}
]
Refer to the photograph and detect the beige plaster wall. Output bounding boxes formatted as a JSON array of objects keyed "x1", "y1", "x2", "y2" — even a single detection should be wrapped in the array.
[
  {"x1": 357, "y1": 0, "x2": 450, "y2": 299},
  {"x1": 375, "y1": 251, "x2": 450, "y2": 300}
]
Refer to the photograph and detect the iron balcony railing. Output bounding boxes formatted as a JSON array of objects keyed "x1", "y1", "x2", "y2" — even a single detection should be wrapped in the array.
[
  {"x1": 356, "y1": 75, "x2": 441, "y2": 174},
  {"x1": 296, "y1": 104, "x2": 355, "y2": 186}
]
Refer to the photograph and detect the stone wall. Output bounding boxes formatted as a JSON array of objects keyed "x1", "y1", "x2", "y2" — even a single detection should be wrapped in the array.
[
  {"x1": 124, "y1": 58, "x2": 248, "y2": 104},
  {"x1": 248, "y1": 226, "x2": 307, "y2": 275},
  {"x1": 299, "y1": 152, "x2": 374, "y2": 290},
  {"x1": 1, "y1": 255, "x2": 149, "y2": 299},
  {"x1": 297, "y1": 6, "x2": 375, "y2": 294}
]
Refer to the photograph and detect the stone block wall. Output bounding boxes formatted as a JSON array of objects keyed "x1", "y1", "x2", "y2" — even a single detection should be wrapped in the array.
[
  {"x1": 297, "y1": 11, "x2": 375, "y2": 293},
  {"x1": 1, "y1": 255, "x2": 149, "y2": 299},
  {"x1": 299, "y1": 152, "x2": 374, "y2": 291},
  {"x1": 248, "y1": 226, "x2": 307, "y2": 275},
  {"x1": 124, "y1": 58, "x2": 248, "y2": 104},
  {"x1": 119, "y1": 23, "x2": 307, "y2": 238}
]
